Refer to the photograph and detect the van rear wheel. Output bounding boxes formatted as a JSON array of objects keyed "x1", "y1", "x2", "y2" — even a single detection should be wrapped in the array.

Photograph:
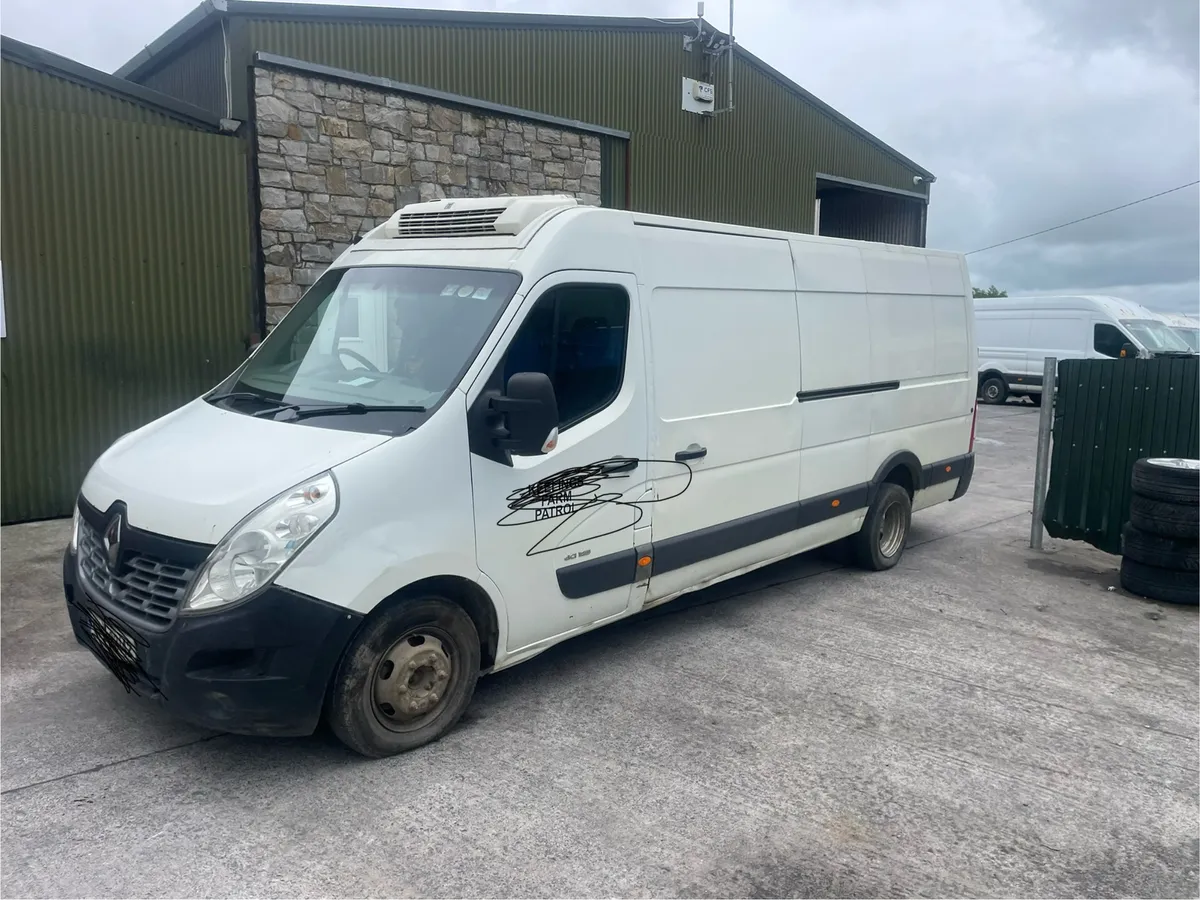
[
  {"x1": 327, "y1": 595, "x2": 480, "y2": 758},
  {"x1": 853, "y1": 483, "x2": 913, "y2": 571},
  {"x1": 980, "y1": 376, "x2": 1008, "y2": 405}
]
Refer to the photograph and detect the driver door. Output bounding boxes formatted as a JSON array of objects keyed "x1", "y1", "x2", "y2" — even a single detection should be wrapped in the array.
[{"x1": 467, "y1": 271, "x2": 649, "y2": 654}]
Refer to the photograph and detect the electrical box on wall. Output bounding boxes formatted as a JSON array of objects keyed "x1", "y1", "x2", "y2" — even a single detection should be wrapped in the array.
[{"x1": 682, "y1": 77, "x2": 716, "y2": 114}]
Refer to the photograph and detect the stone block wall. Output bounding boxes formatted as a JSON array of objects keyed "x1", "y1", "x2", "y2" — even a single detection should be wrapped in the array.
[{"x1": 253, "y1": 66, "x2": 604, "y2": 325}]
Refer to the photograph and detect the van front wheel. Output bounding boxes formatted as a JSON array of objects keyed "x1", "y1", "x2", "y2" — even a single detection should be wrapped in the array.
[
  {"x1": 327, "y1": 596, "x2": 480, "y2": 758},
  {"x1": 853, "y1": 483, "x2": 913, "y2": 571}
]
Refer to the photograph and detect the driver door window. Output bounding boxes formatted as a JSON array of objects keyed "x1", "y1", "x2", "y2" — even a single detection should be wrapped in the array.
[
  {"x1": 1094, "y1": 323, "x2": 1129, "y2": 358},
  {"x1": 502, "y1": 285, "x2": 629, "y2": 431}
]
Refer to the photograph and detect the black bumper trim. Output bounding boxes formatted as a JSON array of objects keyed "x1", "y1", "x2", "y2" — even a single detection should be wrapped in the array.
[
  {"x1": 557, "y1": 450, "x2": 978, "y2": 598},
  {"x1": 950, "y1": 452, "x2": 975, "y2": 500},
  {"x1": 64, "y1": 550, "x2": 363, "y2": 737}
]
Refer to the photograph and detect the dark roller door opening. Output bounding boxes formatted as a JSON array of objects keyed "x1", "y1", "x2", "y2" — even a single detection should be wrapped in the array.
[{"x1": 815, "y1": 176, "x2": 927, "y2": 247}]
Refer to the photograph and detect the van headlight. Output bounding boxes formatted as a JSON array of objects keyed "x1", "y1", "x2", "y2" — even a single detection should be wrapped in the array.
[{"x1": 183, "y1": 472, "x2": 338, "y2": 613}]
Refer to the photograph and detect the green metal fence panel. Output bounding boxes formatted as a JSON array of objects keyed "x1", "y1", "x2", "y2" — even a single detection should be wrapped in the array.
[
  {"x1": 1043, "y1": 357, "x2": 1199, "y2": 555},
  {"x1": 0, "y1": 108, "x2": 253, "y2": 522}
]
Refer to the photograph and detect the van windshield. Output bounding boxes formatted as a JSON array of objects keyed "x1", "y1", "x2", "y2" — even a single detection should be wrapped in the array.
[
  {"x1": 1120, "y1": 318, "x2": 1193, "y2": 353},
  {"x1": 1171, "y1": 326, "x2": 1200, "y2": 352},
  {"x1": 216, "y1": 266, "x2": 520, "y2": 420}
]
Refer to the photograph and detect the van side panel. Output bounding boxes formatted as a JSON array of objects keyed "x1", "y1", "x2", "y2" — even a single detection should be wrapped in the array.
[
  {"x1": 639, "y1": 227, "x2": 802, "y2": 602},
  {"x1": 792, "y1": 243, "x2": 972, "y2": 525},
  {"x1": 792, "y1": 242, "x2": 872, "y2": 501}
]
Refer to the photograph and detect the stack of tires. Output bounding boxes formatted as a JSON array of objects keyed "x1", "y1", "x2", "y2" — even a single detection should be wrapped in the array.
[{"x1": 1120, "y1": 458, "x2": 1199, "y2": 605}]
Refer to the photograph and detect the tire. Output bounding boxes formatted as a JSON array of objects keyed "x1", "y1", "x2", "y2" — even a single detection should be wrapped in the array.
[
  {"x1": 980, "y1": 376, "x2": 1008, "y2": 405},
  {"x1": 1119, "y1": 557, "x2": 1199, "y2": 605},
  {"x1": 853, "y1": 483, "x2": 912, "y2": 571},
  {"x1": 1131, "y1": 457, "x2": 1200, "y2": 505},
  {"x1": 327, "y1": 595, "x2": 480, "y2": 758},
  {"x1": 1121, "y1": 522, "x2": 1199, "y2": 571},
  {"x1": 1029, "y1": 393, "x2": 1042, "y2": 407},
  {"x1": 1129, "y1": 495, "x2": 1200, "y2": 540}
]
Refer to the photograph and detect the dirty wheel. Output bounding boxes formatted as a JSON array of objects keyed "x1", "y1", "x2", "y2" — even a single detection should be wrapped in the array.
[
  {"x1": 1119, "y1": 557, "x2": 1199, "y2": 606},
  {"x1": 1122, "y1": 522, "x2": 1199, "y2": 571},
  {"x1": 327, "y1": 596, "x2": 479, "y2": 758},
  {"x1": 980, "y1": 376, "x2": 1007, "y2": 405},
  {"x1": 1129, "y1": 495, "x2": 1200, "y2": 540},
  {"x1": 853, "y1": 483, "x2": 912, "y2": 571},
  {"x1": 1131, "y1": 457, "x2": 1200, "y2": 506}
]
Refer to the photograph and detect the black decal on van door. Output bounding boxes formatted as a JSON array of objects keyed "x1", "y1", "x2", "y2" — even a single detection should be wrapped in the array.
[{"x1": 500, "y1": 457, "x2": 691, "y2": 557}]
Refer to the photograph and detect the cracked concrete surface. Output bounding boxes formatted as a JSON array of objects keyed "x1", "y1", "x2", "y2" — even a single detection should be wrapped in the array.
[{"x1": 1, "y1": 405, "x2": 1197, "y2": 898}]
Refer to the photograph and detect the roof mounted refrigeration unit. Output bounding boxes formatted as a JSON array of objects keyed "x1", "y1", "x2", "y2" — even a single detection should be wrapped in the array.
[{"x1": 682, "y1": 0, "x2": 734, "y2": 118}]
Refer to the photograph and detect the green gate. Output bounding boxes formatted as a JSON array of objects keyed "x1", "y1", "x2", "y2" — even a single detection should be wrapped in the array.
[
  {"x1": 1043, "y1": 356, "x2": 1199, "y2": 555},
  {"x1": 1, "y1": 53, "x2": 254, "y2": 522}
]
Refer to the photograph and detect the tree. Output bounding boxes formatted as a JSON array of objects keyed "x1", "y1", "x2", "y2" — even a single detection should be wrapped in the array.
[{"x1": 972, "y1": 285, "x2": 1008, "y2": 298}]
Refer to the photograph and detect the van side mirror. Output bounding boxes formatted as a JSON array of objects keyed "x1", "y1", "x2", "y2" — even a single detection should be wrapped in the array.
[
  {"x1": 1119, "y1": 342, "x2": 1138, "y2": 359},
  {"x1": 490, "y1": 372, "x2": 559, "y2": 456}
]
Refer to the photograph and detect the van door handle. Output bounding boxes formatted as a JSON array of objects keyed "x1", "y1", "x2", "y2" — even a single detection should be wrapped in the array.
[
  {"x1": 675, "y1": 445, "x2": 707, "y2": 462},
  {"x1": 604, "y1": 458, "x2": 639, "y2": 474}
]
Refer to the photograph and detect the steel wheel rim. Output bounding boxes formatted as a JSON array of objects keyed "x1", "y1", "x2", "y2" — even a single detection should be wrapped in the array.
[
  {"x1": 984, "y1": 383, "x2": 1001, "y2": 401},
  {"x1": 371, "y1": 630, "x2": 454, "y2": 733},
  {"x1": 878, "y1": 501, "x2": 906, "y2": 558}
]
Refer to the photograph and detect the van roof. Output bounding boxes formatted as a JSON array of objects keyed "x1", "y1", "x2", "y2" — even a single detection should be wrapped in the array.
[
  {"x1": 972, "y1": 294, "x2": 1159, "y2": 319},
  {"x1": 1157, "y1": 311, "x2": 1200, "y2": 327},
  {"x1": 356, "y1": 195, "x2": 966, "y2": 260}
]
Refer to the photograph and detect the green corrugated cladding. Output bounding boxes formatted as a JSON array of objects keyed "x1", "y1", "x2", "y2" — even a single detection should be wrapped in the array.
[
  {"x1": 137, "y1": 24, "x2": 228, "y2": 117},
  {"x1": 204, "y1": 16, "x2": 921, "y2": 231},
  {"x1": 1, "y1": 64, "x2": 253, "y2": 522},
  {"x1": 599, "y1": 135, "x2": 627, "y2": 209},
  {"x1": 1043, "y1": 357, "x2": 1199, "y2": 555},
  {"x1": 1, "y1": 57, "x2": 192, "y2": 126}
]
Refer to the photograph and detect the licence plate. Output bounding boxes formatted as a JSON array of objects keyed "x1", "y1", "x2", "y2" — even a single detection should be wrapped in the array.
[{"x1": 76, "y1": 601, "x2": 139, "y2": 666}]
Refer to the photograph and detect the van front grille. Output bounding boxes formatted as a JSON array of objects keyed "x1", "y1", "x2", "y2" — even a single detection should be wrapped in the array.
[{"x1": 77, "y1": 520, "x2": 196, "y2": 630}]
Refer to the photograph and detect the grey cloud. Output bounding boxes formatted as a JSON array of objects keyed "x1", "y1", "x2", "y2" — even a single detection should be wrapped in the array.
[{"x1": 1038, "y1": 0, "x2": 1200, "y2": 75}]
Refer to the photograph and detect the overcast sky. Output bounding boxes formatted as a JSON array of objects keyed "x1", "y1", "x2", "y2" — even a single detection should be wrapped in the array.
[{"x1": 3, "y1": 0, "x2": 1198, "y2": 313}]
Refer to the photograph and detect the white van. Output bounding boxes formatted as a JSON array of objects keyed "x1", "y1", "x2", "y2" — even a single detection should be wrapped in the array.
[
  {"x1": 63, "y1": 196, "x2": 977, "y2": 757},
  {"x1": 1157, "y1": 311, "x2": 1200, "y2": 353},
  {"x1": 974, "y1": 294, "x2": 1194, "y2": 405}
]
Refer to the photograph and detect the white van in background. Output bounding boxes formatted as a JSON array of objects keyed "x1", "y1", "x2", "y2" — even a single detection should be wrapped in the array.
[
  {"x1": 63, "y1": 195, "x2": 977, "y2": 758},
  {"x1": 974, "y1": 294, "x2": 1194, "y2": 405},
  {"x1": 1157, "y1": 311, "x2": 1200, "y2": 353}
]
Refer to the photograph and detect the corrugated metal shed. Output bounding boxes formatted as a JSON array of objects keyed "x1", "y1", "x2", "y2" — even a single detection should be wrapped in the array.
[
  {"x1": 1, "y1": 40, "x2": 254, "y2": 522},
  {"x1": 118, "y1": 1, "x2": 932, "y2": 237},
  {"x1": 137, "y1": 22, "x2": 229, "y2": 117}
]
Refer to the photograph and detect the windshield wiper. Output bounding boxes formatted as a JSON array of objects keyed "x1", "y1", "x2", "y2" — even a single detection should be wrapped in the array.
[{"x1": 256, "y1": 402, "x2": 427, "y2": 420}]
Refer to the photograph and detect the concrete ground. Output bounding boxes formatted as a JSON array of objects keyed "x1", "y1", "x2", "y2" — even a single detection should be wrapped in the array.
[{"x1": 2, "y1": 405, "x2": 1197, "y2": 899}]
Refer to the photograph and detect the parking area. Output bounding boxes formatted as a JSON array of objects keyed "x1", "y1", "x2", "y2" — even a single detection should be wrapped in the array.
[{"x1": 2, "y1": 405, "x2": 1197, "y2": 898}]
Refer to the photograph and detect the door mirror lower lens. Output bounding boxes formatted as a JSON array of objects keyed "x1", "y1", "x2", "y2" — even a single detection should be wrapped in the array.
[{"x1": 492, "y1": 372, "x2": 559, "y2": 455}]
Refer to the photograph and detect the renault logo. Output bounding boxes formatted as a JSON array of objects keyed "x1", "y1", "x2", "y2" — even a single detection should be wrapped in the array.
[{"x1": 102, "y1": 514, "x2": 123, "y2": 572}]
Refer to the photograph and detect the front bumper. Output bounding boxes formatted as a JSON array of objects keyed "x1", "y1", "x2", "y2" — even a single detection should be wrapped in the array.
[{"x1": 63, "y1": 549, "x2": 363, "y2": 737}]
